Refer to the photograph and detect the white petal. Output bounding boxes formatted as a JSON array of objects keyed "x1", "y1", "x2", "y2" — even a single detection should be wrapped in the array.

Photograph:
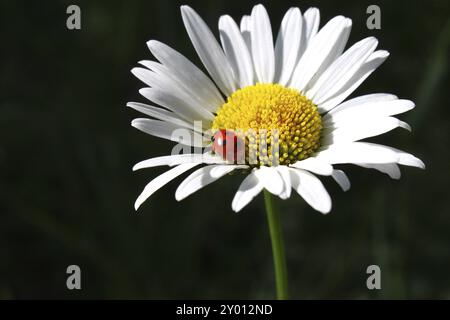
[
  {"x1": 254, "y1": 166, "x2": 284, "y2": 196},
  {"x1": 276, "y1": 165, "x2": 292, "y2": 199},
  {"x1": 316, "y1": 142, "x2": 396, "y2": 164},
  {"x1": 324, "y1": 99, "x2": 414, "y2": 125},
  {"x1": 133, "y1": 153, "x2": 226, "y2": 171},
  {"x1": 296, "y1": 7, "x2": 319, "y2": 73},
  {"x1": 316, "y1": 142, "x2": 425, "y2": 169},
  {"x1": 331, "y1": 169, "x2": 350, "y2": 191},
  {"x1": 317, "y1": 50, "x2": 390, "y2": 113},
  {"x1": 274, "y1": 7, "x2": 303, "y2": 85},
  {"x1": 146, "y1": 40, "x2": 224, "y2": 112},
  {"x1": 240, "y1": 15, "x2": 253, "y2": 52},
  {"x1": 133, "y1": 67, "x2": 215, "y2": 119},
  {"x1": 139, "y1": 87, "x2": 214, "y2": 123},
  {"x1": 131, "y1": 118, "x2": 206, "y2": 147},
  {"x1": 325, "y1": 93, "x2": 398, "y2": 117},
  {"x1": 357, "y1": 163, "x2": 401, "y2": 179},
  {"x1": 176, "y1": 165, "x2": 246, "y2": 201},
  {"x1": 181, "y1": 5, "x2": 237, "y2": 96},
  {"x1": 307, "y1": 37, "x2": 378, "y2": 104},
  {"x1": 232, "y1": 170, "x2": 264, "y2": 212},
  {"x1": 303, "y1": 7, "x2": 320, "y2": 45},
  {"x1": 290, "y1": 16, "x2": 352, "y2": 92},
  {"x1": 376, "y1": 145, "x2": 426, "y2": 169},
  {"x1": 135, "y1": 163, "x2": 199, "y2": 210},
  {"x1": 289, "y1": 168, "x2": 332, "y2": 214},
  {"x1": 322, "y1": 116, "x2": 411, "y2": 145},
  {"x1": 138, "y1": 60, "x2": 222, "y2": 114},
  {"x1": 290, "y1": 157, "x2": 333, "y2": 175},
  {"x1": 219, "y1": 15, "x2": 254, "y2": 88},
  {"x1": 127, "y1": 102, "x2": 195, "y2": 130},
  {"x1": 251, "y1": 4, "x2": 275, "y2": 83}
]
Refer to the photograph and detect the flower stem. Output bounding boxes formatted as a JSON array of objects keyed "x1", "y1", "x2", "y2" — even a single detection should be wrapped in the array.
[{"x1": 263, "y1": 190, "x2": 289, "y2": 300}]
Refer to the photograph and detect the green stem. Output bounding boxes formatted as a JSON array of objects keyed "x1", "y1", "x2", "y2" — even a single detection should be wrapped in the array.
[{"x1": 263, "y1": 190, "x2": 289, "y2": 300}]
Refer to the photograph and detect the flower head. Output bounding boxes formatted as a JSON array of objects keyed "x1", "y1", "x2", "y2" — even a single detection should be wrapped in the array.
[{"x1": 128, "y1": 4, "x2": 424, "y2": 213}]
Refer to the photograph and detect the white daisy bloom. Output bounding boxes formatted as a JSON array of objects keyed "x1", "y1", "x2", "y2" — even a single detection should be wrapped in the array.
[{"x1": 128, "y1": 4, "x2": 425, "y2": 214}]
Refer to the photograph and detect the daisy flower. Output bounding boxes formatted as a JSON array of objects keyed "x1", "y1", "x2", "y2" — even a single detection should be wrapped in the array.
[
  {"x1": 129, "y1": 4, "x2": 424, "y2": 213},
  {"x1": 127, "y1": 4, "x2": 424, "y2": 299}
]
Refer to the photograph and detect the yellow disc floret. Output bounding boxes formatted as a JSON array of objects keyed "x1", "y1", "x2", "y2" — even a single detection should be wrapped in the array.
[{"x1": 211, "y1": 83, "x2": 322, "y2": 167}]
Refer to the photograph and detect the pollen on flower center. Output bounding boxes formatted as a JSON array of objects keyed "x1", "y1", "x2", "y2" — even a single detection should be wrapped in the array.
[{"x1": 211, "y1": 83, "x2": 323, "y2": 166}]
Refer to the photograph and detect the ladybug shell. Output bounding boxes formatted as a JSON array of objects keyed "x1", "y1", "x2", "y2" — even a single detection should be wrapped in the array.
[{"x1": 212, "y1": 129, "x2": 245, "y2": 163}]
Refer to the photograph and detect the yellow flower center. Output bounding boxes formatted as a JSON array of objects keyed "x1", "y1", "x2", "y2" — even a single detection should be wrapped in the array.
[{"x1": 211, "y1": 83, "x2": 322, "y2": 167}]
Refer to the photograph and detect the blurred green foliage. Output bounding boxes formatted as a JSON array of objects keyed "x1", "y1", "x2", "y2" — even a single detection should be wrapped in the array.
[{"x1": 0, "y1": 0, "x2": 449, "y2": 299}]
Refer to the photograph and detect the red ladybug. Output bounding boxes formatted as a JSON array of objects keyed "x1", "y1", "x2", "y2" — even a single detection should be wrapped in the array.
[{"x1": 211, "y1": 129, "x2": 245, "y2": 163}]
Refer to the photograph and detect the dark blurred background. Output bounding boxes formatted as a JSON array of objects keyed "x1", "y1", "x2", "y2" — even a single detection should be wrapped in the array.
[{"x1": 1, "y1": 0, "x2": 449, "y2": 299}]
